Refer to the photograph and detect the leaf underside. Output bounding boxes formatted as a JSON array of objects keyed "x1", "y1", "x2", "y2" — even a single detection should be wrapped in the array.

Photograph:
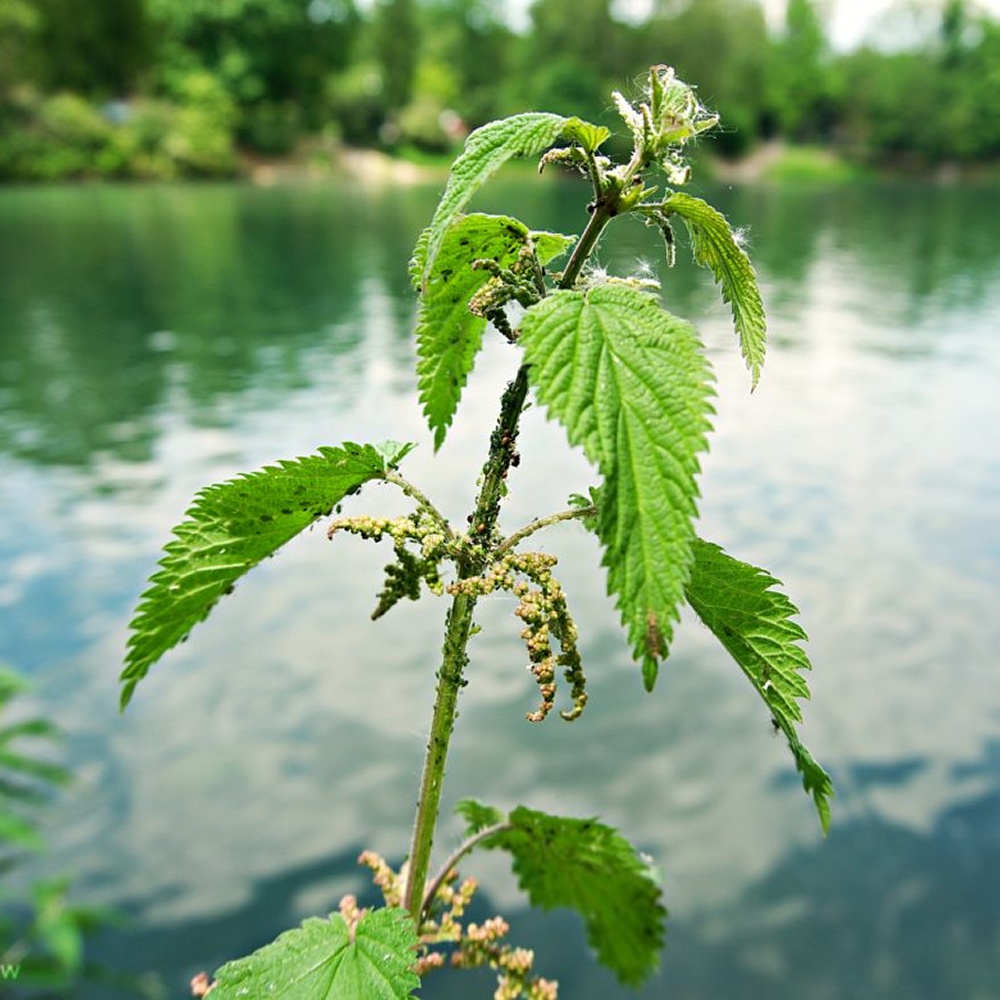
[
  {"x1": 211, "y1": 907, "x2": 420, "y2": 1000},
  {"x1": 415, "y1": 213, "x2": 532, "y2": 449},
  {"x1": 414, "y1": 112, "x2": 571, "y2": 287},
  {"x1": 684, "y1": 537, "x2": 833, "y2": 832},
  {"x1": 664, "y1": 191, "x2": 767, "y2": 388},
  {"x1": 120, "y1": 441, "x2": 414, "y2": 708},
  {"x1": 519, "y1": 283, "x2": 715, "y2": 689},
  {"x1": 481, "y1": 804, "x2": 666, "y2": 987}
]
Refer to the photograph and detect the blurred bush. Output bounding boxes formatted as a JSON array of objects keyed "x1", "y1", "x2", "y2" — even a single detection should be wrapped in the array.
[{"x1": 0, "y1": 72, "x2": 238, "y2": 181}]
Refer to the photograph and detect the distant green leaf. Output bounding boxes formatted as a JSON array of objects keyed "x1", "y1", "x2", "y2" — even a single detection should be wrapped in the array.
[
  {"x1": 456, "y1": 798, "x2": 504, "y2": 835},
  {"x1": 0, "y1": 749, "x2": 68, "y2": 786},
  {"x1": 121, "y1": 442, "x2": 411, "y2": 708},
  {"x1": 519, "y1": 283, "x2": 714, "y2": 689},
  {"x1": 416, "y1": 214, "x2": 531, "y2": 449},
  {"x1": 482, "y1": 806, "x2": 665, "y2": 987},
  {"x1": 415, "y1": 113, "x2": 569, "y2": 287},
  {"x1": 0, "y1": 665, "x2": 26, "y2": 701},
  {"x1": 31, "y1": 878, "x2": 85, "y2": 973},
  {"x1": 0, "y1": 809, "x2": 44, "y2": 850},
  {"x1": 663, "y1": 191, "x2": 767, "y2": 388},
  {"x1": 684, "y1": 538, "x2": 833, "y2": 832},
  {"x1": 212, "y1": 907, "x2": 420, "y2": 1000}
]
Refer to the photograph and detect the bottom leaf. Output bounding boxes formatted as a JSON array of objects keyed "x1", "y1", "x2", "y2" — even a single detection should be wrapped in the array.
[{"x1": 211, "y1": 906, "x2": 420, "y2": 1000}]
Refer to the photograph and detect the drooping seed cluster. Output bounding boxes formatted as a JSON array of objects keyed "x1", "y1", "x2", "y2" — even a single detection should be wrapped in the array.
[
  {"x1": 448, "y1": 550, "x2": 587, "y2": 723},
  {"x1": 356, "y1": 851, "x2": 558, "y2": 999},
  {"x1": 329, "y1": 509, "x2": 587, "y2": 722},
  {"x1": 328, "y1": 512, "x2": 451, "y2": 619}
]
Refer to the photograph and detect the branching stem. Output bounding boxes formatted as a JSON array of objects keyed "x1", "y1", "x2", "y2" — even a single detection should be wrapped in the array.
[
  {"x1": 421, "y1": 821, "x2": 513, "y2": 917},
  {"x1": 403, "y1": 194, "x2": 619, "y2": 927},
  {"x1": 402, "y1": 366, "x2": 531, "y2": 922},
  {"x1": 383, "y1": 469, "x2": 455, "y2": 540},
  {"x1": 497, "y1": 506, "x2": 597, "y2": 556}
]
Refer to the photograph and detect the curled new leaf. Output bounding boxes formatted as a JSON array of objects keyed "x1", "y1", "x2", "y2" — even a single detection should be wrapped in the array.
[
  {"x1": 519, "y1": 283, "x2": 714, "y2": 689},
  {"x1": 120, "y1": 442, "x2": 413, "y2": 708},
  {"x1": 684, "y1": 538, "x2": 833, "y2": 832}
]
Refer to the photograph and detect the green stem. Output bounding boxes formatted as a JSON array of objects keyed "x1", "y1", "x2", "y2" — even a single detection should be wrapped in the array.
[
  {"x1": 497, "y1": 506, "x2": 597, "y2": 556},
  {"x1": 402, "y1": 198, "x2": 619, "y2": 926},
  {"x1": 421, "y1": 821, "x2": 513, "y2": 916},
  {"x1": 382, "y1": 469, "x2": 455, "y2": 540},
  {"x1": 402, "y1": 367, "x2": 531, "y2": 922},
  {"x1": 560, "y1": 200, "x2": 614, "y2": 289}
]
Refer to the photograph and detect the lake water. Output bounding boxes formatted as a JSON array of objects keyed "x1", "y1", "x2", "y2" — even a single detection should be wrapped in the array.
[{"x1": 1, "y1": 174, "x2": 999, "y2": 1000}]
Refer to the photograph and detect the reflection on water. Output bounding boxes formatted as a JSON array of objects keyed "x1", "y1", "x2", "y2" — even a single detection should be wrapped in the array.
[{"x1": 1, "y1": 177, "x2": 999, "y2": 998}]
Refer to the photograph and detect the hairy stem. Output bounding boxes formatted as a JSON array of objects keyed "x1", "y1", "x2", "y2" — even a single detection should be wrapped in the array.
[
  {"x1": 383, "y1": 468, "x2": 455, "y2": 540},
  {"x1": 403, "y1": 199, "x2": 619, "y2": 925},
  {"x1": 403, "y1": 367, "x2": 531, "y2": 922},
  {"x1": 421, "y1": 821, "x2": 513, "y2": 916},
  {"x1": 497, "y1": 506, "x2": 597, "y2": 556}
]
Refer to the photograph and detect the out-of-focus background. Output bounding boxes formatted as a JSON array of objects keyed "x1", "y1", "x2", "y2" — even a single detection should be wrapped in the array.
[
  {"x1": 2, "y1": 0, "x2": 1000, "y2": 179},
  {"x1": 2, "y1": 1, "x2": 1000, "y2": 998}
]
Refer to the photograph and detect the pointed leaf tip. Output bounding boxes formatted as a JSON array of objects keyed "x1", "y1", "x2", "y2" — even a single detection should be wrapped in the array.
[
  {"x1": 684, "y1": 538, "x2": 832, "y2": 830},
  {"x1": 418, "y1": 113, "x2": 569, "y2": 286},
  {"x1": 416, "y1": 214, "x2": 532, "y2": 448},
  {"x1": 519, "y1": 283, "x2": 714, "y2": 682},
  {"x1": 121, "y1": 443, "x2": 407, "y2": 706}
]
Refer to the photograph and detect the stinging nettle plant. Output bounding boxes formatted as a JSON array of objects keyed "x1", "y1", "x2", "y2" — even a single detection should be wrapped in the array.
[{"x1": 121, "y1": 66, "x2": 832, "y2": 999}]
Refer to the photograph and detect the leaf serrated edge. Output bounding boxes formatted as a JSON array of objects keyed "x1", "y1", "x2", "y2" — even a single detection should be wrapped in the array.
[
  {"x1": 664, "y1": 191, "x2": 767, "y2": 388},
  {"x1": 684, "y1": 537, "x2": 832, "y2": 832}
]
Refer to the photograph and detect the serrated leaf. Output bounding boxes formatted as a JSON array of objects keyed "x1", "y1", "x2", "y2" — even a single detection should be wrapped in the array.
[
  {"x1": 415, "y1": 112, "x2": 570, "y2": 287},
  {"x1": 663, "y1": 191, "x2": 767, "y2": 389},
  {"x1": 455, "y1": 798, "x2": 505, "y2": 835},
  {"x1": 482, "y1": 806, "x2": 665, "y2": 987},
  {"x1": 519, "y1": 283, "x2": 714, "y2": 689},
  {"x1": 211, "y1": 907, "x2": 420, "y2": 999},
  {"x1": 416, "y1": 214, "x2": 531, "y2": 449},
  {"x1": 121, "y1": 442, "x2": 410, "y2": 708},
  {"x1": 684, "y1": 538, "x2": 833, "y2": 832}
]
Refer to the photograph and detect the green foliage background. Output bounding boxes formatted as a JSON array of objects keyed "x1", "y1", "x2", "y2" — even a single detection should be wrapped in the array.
[{"x1": 1, "y1": 0, "x2": 999, "y2": 180}]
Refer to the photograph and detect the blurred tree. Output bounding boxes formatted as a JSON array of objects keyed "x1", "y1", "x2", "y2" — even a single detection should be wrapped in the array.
[
  {"x1": 506, "y1": 0, "x2": 629, "y2": 124},
  {"x1": 0, "y1": 0, "x2": 42, "y2": 97},
  {"x1": 766, "y1": 0, "x2": 834, "y2": 141},
  {"x1": 148, "y1": 0, "x2": 360, "y2": 150},
  {"x1": 33, "y1": 0, "x2": 150, "y2": 96},
  {"x1": 373, "y1": 0, "x2": 419, "y2": 112},
  {"x1": 418, "y1": 0, "x2": 513, "y2": 127}
]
